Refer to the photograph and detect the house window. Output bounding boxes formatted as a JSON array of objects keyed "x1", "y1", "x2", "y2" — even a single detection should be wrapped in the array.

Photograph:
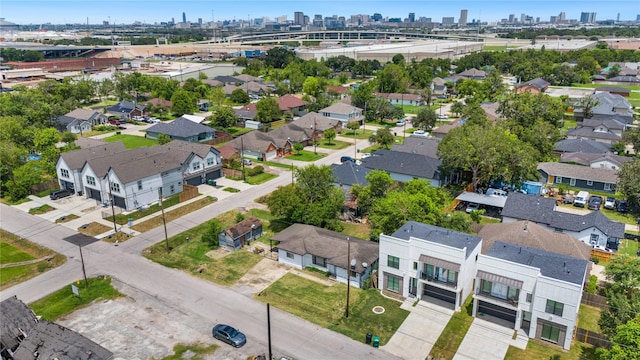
[
  {"x1": 137, "y1": 180, "x2": 143, "y2": 191},
  {"x1": 526, "y1": 293, "x2": 533, "y2": 303},
  {"x1": 413, "y1": 262, "x2": 418, "y2": 271},
  {"x1": 387, "y1": 255, "x2": 400, "y2": 269},
  {"x1": 387, "y1": 274, "x2": 400, "y2": 292},
  {"x1": 286, "y1": 252, "x2": 294, "y2": 259},
  {"x1": 86, "y1": 176, "x2": 96, "y2": 186},
  {"x1": 479, "y1": 279, "x2": 519, "y2": 302},
  {"x1": 590, "y1": 233, "x2": 599, "y2": 244},
  {"x1": 586, "y1": 180, "x2": 593, "y2": 186},
  {"x1": 313, "y1": 255, "x2": 327, "y2": 267},
  {"x1": 545, "y1": 300, "x2": 564, "y2": 316},
  {"x1": 110, "y1": 182, "x2": 120, "y2": 192},
  {"x1": 604, "y1": 183, "x2": 612, "y2": 191},
  {"x1": 554, "y1": 176, "x2": 562, "y2": 184},
  {"x1": 207, "y1": 157, "x2": 215, "y2": 166},
  {"x1": 61, "y1": 169, "x2": 69, "y2": 178},
  {"x1": 540, "y1": 323, "x2": 561, "y2": 343},
  {"x1": 192, "y1": 161, "x2": 201, "y2": 171},
  {"x1": 569, "y1": 178, "x2": 576, "y2": 186},
  {"x1": 424, "y1": 264, "x2": 458, "y2": 286},
  {"x1": 170, "y1": 185, "x2": 175, "y2": 193}
]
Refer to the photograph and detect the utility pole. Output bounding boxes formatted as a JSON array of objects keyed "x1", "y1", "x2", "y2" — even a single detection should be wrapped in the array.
[
  {"x1": 345, "y1": 237, "x2": 351, "y2": 318},
  {"x1": 158, "y1": 188, "x2": 169, "y2": 252},
  {"x1": 107, "y1": 178, "x2": 117, "y2": 234},
  {"x1": 267, "y1": 303, "x2": 273, "y2": 360},
  {"x1": 78, "y1": 244, "x2": 88, "y2": 288},
  {"x1": 241, "y1": 137, "x2": 246, "y2": 182}
]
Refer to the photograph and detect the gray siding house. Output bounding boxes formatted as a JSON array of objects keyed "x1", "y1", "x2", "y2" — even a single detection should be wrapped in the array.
[
  {"x1": 537, "y1": 162, "x2": 618, "y2": 193},
  {"x1": 219, "y1": 217, "x2": 263, "y2": 251},
  {"x1": 146, "y1": 117, "x2": 216, "y2": 143}
]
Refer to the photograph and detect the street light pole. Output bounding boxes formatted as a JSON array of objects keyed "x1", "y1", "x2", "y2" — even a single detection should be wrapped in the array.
[{"x1": 158, "y1": 188, "x2": 169, "y2": 252}]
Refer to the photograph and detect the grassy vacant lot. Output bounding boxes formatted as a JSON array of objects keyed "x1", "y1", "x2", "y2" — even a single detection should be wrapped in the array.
[
  {"x1": 0, "y1": 230, "x2": 66, "y2": 290},
  {"x1": 483, "y1": 45, "x2": 507, "y2": 51},
  {"x1": 255, "y1": 273, "x2": 409, "y2": 346},
  {"x1": 246, "y1": 208, "x2": 291, "y2": 244},
  {"x1": 104, "y1": 134, "x2": 159, "y2": 149},
  {"x1": 131, "y1": 196, "x2": 216, "y2": 232},
  {"x1": 286, "y1": 150, "x2": 327, "y2": 162},
  {"x1": 78, "y1": 222, "x2": 112, "y2": 236},
  {"x1": 339, "y1": 129, "x2": 376, "y2": 140},
  {"x1": 341, "y1": 222, "x2": 371, "y2": 240},
  {"x1": 29, "y1": 276, "x2": 123, "y2": 321},
  {"x1": 571, "y1": 83, "x2": 640, "y2": 91},
  {"x1": 618, "y1": 239, "x2": 639, "y2": 257},
  {"x1": 106, "y1": 195, "x2": 180, "y2": 225},
  {"x1": 317, "y1": 139, "x2": 351, "y2": 150},
  {"x1": 601, "y1": 207, "x2": 639, "y2": 225},
  {"x1": 578, "y1": 304, "x2": 601, "y2": 333},
  {"x1": 245, "y1": 172, "x2": 277, "y2": 185},
  {"x1": 504, "y1": 340, "x2": 597, "y2": 360},
  {"x1": 160, "y1": 343, "x2": 218, "y2": 360},
  {"x1": 224, "y1": 127, "x2": 254, "y2": 137},
  {"x1": 429, "y1": 297, "x2": 474, "y2": 360},
  {"x1": 28, "y1": 204, "x2": 55, "y2": 215}
]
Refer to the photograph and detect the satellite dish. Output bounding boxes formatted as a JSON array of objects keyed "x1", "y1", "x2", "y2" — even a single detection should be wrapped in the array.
[
  {"x1": 350, "y1": 259, "x2": 356, "y2": 268},
  {"x1": 362, "y1": 262, "x2": 368, "y2": 269}
]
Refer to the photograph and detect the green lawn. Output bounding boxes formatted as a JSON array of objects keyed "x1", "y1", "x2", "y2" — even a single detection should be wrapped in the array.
[
  {"x1": 562, "y1": 119, "x2": 577, "y2": 132},
  {"x1": 105, "y1": 195, "x2": 180, "y2": 225},
  {"x1": 570, "y1": 83, "x2": 640, "y2": 91},
  {"x1": 28, "y1": 204, "x2": 55, "y2": 215},
  {"x1": 479, "y1": 216, "x2": 501, "y2": 225},
  {"x1": 340, "y1": 129, "x2": 376, "y2": 140},
  {"x1": 29, "y1": 276, "x2": 123, "y2": 321},
  {"x1": 618, "y1": 239, "x2": 639, "y2": 257},
  {"x1": 341, "y1": 222, "x2": 371, "y2": 240},
  {"x1": 0, "y1": 242, "x2": 36, "y2": 263},
  {"x1": 578, "y1": 304, "x2": 601, "y2": 333},
  {"x1": 483, "y1": 45, "x2": 507, "y2": 51},
  {"x1": 255, "y1": 273, "x2": 409, "y2": 346},
  {"x1": 224, "y1": 127, "x2": 254, "y2": 137},
  {"x1": 286, "y1": 150, "x2": 327, "y2": 162},
  {"x1": 601, "y1": 207, "x2": 639, "y2": 225},
  {"x1": 104, "y1": 134, "x2": 159, "y2": 149},
  {"x1": 317, "y1": 139, "x2": 351, "y2": 150},
  {"x1": 260, "y1": 160, "x2": 298, "y2": 170},
  {"x1": 504, "y1": 340, "x2": 598, "y2": 360},
  {"x1": 246, "y1": 172, "x2": 277, "y2": 185},
  {"x1": 429, "y1": 296, "x2": 474, "y2": 360},
  {"x1": 160, "y1": 343, "x2": 218, "y2": 360}
]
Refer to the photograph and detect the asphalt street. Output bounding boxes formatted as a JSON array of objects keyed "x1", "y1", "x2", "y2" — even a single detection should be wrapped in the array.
[{"x1": 0, "y1": 138, "x2": 401, "y2": 360}]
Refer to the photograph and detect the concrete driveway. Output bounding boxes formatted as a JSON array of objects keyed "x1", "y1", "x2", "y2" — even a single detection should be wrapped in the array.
[
  {"x1": 453, "y1": 318, "x2": 528, "y2": 360},
  {"x1": 382, "y1": 299, "x2": 453, "y2": 360}
]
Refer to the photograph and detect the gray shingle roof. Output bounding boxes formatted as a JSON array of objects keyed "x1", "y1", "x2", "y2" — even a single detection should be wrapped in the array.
[
  {"x1": 320, "y1": 102, "x2": 362, "y2": 115},
  {"x1": 106, "y1": 100, "x2": 144, "y2": 114},
  {"x1": 267, "y1": 123, "x2": 312, "y2": 143},
  {"x1": 271, "y1": 223, "x2": 378, "y2": 273},
  {"x1": 595, "y1": 86, "x2": 631, "y2": 94},
  {"x1": 391, "y1": 221, "x2": 482, "y2": 259},
  {"x1": 538, "y1": 162, "x2": 619, "y2": 184},
  {"x1": 295, "y1": 112, "x2": 342, "y2": 131},
  {"x1": 486, "y1": 241, "x2": 588, "y2": 285},
  {"x1": 566, "y1": 127, "x2": 621, "y2": 141},
  {"x1": 501, "y1": 192, "x2": 625, "y2": 238},
  {"x1": 60, "y1": 142, "x2": 127, "y2": 170},
  {"x1": 392, "y1": 136, "x2": 441, "y2": 158},
  {"x1": 608, "y1": 75, "x2": 640, "y2": 83},
  {"x1": 560, "y1": 152, "x2": 632, "y2": 167},
  {"x1": 518, "y1": 77, "x2": 550, "y2": 90},
  {"x1": 147, "y1": 117, "x2": 215, "y2": 138},
  {"x1": 554, "y1": 139, "x2": 611, "y2": 154},
  {"x1": 361, "y1": 149, "x2": 441, "y2": 180},
  {"x1": 331, "y1": 161, "x2": 371, "y2": 186},
  {"x1": 228, "y1": 131, "x2": 277, "y2": 153},
  {"x1": 1, "y1": 296, "x2": 38, "y2": 352}
]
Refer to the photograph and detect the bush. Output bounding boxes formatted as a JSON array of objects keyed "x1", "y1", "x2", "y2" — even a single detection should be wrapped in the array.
[
  {"x1": 585, "y1": 274, "x2": 598, "y2": 294},
  {"x1": 247, "y1": 165, "x2": 264, "y2": 176},
  {"x1": 591, "y1": 256, "x2": 600, "y2": 265},
  {"x1": 235, "y1": 212, "x2": 245, "y2": 223}
]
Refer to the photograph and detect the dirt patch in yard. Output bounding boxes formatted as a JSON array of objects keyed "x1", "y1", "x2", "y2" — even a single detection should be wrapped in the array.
[{"x1": 234, "y1": 258, "x2": 289, "y2": 295}]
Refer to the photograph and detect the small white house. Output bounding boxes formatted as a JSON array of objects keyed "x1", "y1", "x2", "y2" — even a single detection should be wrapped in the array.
[{"x1": 378, "y1": 221, "x2": 482, "y2": 311}]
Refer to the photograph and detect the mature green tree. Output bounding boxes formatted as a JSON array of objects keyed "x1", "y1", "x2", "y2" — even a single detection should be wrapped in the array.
[
  {"x1": 439, "y1": 211, "x2": 473, "y2": 233},
  {"x1": 8, "y1": 160, "x2": 51, "y2": 201},
  {"x1": 368, "y1": 128, "x2": 394, "y2": 149},
  {"x1": 325, "y1": 55, "x2": 356, "y2": 72},
  {"x1": 596, "y1": 314, "x2": 640, "y2": 360},
  {"x1": 264, "y1": 47, "x2": 297, "y2": 69},
  {"x1": 391, "y1": 54, "x2": 405, "y2": 65},
  {"x1": 323, "y1": 128, "x2": 337, "y2": 145},
  {"x1": 0, "y1": 142, "x2": 27, "y2": 195},
  {"x1": 207, "y1": 106, "x2": 238, "y2": 128},
  {"x1": 255, "y1": 97, "x2": 281, "y2": 123},
  {"x1": 302, "y1": 77, "x2": 321, "y2": 97},
  {"x1": 414, "y1": 107, "x2": 437, "y2": 130},
  {"x1": 376, "y1": 63, "x2": 410, "y2": 93},
  {"x1": 229, "y1": 88, "x2": 250, "y2": 104},
  {"x1": 498, "y1": 92, "x2": 565, "y2": 128},
  {"x1": 622, "y1": 127, "x2": 640, "y2": 154},
  {"x1": 481, "y1": 70, "x2": 507, "y2": 101},
  {"x1": 33, "y1": 128, "x2": 61, "y2": 151},
  {"x1": 350, "y1": 170, "x2": 396, "y2": 215},
  {"x1": 209, "y1": 86, "x2": 226, "y2": 107},
  {"x1": 617, "y1": 159, "x2": 640, "y2": 212},
  {"x1": 60, "y1": 131, "x2": 77, "y2": 144},
  {"x1": 157, "y1": 134, "x2": 172, "y2": 145},
  {"x1": 599, "y1": 255, "x2": 640, "y2": 338},
  {"x1": 607, "y1": 64, "x2": 621, "y2": 79},
  {"x1": 450, "y1": 101, "x2": 465, "y2": 116},
  {"x1": 346, "y1": 121, "x2": 360, "y2": 135},
  {"x1": 293, "y1": 142, "x2": 304, "y2": 154},
  {"x1": 201, "y1": 219, "x2": 222, "y2": 248},
  {"x1": 170, "y1": 88, "x2": 197, "y2": 116},
  {"x1": 575, "y1": 95, "x2": 600, "y2": 119}
]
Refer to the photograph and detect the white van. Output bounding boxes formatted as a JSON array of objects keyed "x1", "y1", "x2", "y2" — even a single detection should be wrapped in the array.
[{"x1": 573, "y1": 191, "x2": 589, "y2": 208}]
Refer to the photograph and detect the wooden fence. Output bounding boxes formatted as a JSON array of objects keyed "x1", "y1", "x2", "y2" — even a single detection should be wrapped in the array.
[
  {"x1": 581, "y1": 291, "x2": 608, "y2": 308},
  {"x1": 179, "y1": 184, "x2": 199, "y2": 202},
  {"x1": 223, "y1": 168, "x2": 243, "y2": 179},
  {"x1": 590, "y1": 249, "x2": 615, "y2": 263},
  {"x1": 31, "y1": 180, "x2": 59, "y2": 194},
  {"x1": 574, "y1": 328, "x2": 610, "y2": 348}
]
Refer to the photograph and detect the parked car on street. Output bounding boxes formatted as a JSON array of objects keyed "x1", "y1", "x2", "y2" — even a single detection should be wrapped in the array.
[
  {"x1": 604, "y1": 197, "x2": 616, "y2": 210},
  {"x1": 212, "y1": 324, "x2": 246, "y2": 348},
  {"x1": 340, "y1": 156, "x2": 356, "y2": 163},
  {"x1": 588, "y1": 196, "x2": 603, "y2": 210},
  {"x1": 616, "y1": 200, "x2": 629, "y2": 213},
  {"x1": 412, "y1": 130, "x2": 428, "y2": 137},
  {"x1": 50, "y1": 189, "x2": 72, "y2": 200},
  {"x1": 437, "y1": 114, "x2": 448, "y2": 119},
  {"x1": 360, "y1": 153, "x2": 372, "y2": 159},
  {"x1": 396, "y1": 119, "x2": 406, "y2": 127}
]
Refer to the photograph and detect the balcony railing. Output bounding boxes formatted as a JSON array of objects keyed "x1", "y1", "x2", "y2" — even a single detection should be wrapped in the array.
[
  {"x1": 476, "y1": 291, "x2": 519, "y2": 307},
  {"x1": 419, "y1": 272, "x2": 457, "y2": 288}
]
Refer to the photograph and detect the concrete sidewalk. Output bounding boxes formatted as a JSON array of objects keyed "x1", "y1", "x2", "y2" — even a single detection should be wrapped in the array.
[
  {"x1": 453, "y1": 318, "x2": 528, "y2": 360},
  {"x1": 382, "y1": 299, "x2": 453, "y2": 360}
]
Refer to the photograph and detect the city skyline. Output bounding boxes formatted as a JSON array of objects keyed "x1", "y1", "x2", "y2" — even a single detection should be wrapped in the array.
[{"x1": 2, "y1": 0, "x2": 638, "y2": 25}]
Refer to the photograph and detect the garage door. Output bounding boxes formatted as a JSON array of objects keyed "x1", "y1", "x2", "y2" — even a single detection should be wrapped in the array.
[
  {"x1": 185, "y1": 176, "x2": 203, "y2": 186},
  {"x1": 112, "y1": 195, "x2": 126, "y2": 209},
  {"x1": 62, "y1": 180, "x2": 75, "y2": 191},
  {"x1": 478, "y1": 300, "x2": 517, "y2": 325},
  {"x1": 205, "y1": 169, "x2": 222, "y2": 180},
  {"x1": 264, "y1": 150, "x2": 276, "y2": 160},
  {"x1": 87, "y1": 188, "x2": 102, "y2": 201},
  {"x1": 423, "y1": 285, "x2": 456, "y2": 305}
]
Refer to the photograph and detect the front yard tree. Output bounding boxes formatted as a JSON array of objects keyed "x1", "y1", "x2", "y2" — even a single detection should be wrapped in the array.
[
  {"x1": 350, "y1": 170, "x2": 395, "y2": 215},
  {"x1": 209, "y1": 86, "x2": 226, "y2": 107},
  {"x1": 209, "y1": 106, "x2": 238, "y2": 128},
  {"x1": 346, "y1": 121, "x2": 360, "y2": 135},
  {"x1": 201, "y1": 219, "x2": 222, "y2": 248},
  {"x1": 293, "y1": 142, "x2": 304, "y2": 154},
  {"x1": 255, "y1": 97, "x2": 281, "y2": 123},
  {"x1": 617, "y1": 158, "x2": 640, "y2": 212},
  {"x1": 302, "y1": 77, "x2": 321, "y2": 98},
  {"x1": 368, "y1": 128, "x2": 394, "y2": 149},
  {"x1": 170, "y1": 89, "x2": 197, "y2": 116},
  {"x1": 230, "y1": 88, "x2": 250, "y2": 104},
  {"x1": 323, "y1": 128, "x2": 336, "y2": 145},
  {"x1": 414, "y1": 107, "x2": 437, "y2": 130}
]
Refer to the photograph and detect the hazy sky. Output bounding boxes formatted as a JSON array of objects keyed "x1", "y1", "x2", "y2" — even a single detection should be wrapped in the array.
[{"x1": 2, "y1": 0, "x2": 638, "y2": 25}]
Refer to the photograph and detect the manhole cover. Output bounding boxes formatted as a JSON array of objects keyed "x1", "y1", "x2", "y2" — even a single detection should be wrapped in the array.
[{"x1": 372, "y1": 306, "x2": 385, "y2": 314}]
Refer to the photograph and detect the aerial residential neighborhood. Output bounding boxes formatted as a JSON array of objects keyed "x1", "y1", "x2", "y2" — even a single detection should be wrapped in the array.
[{"x1": 1, "y1": 3, "x2": 640, "y2": 360}]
